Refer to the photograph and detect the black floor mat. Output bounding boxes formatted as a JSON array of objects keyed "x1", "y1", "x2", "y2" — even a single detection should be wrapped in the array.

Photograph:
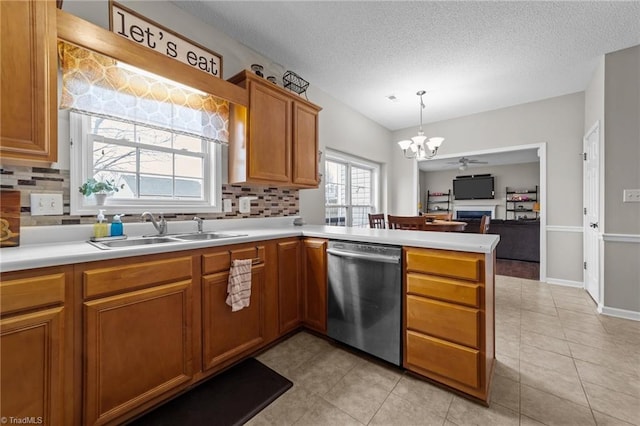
[{"x1": 128, "y1": 358, "x2": 292, "y2": 426}]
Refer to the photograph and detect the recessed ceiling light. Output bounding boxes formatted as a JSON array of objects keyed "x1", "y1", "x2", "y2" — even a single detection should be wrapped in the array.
[{"x1": 386, "y1": 94, "x2": 399, "y2": 102}]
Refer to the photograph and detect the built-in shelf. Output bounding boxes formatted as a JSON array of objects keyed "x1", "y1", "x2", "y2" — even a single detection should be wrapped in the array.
[
  {"x1": 505, "y1": 185, "x2": 538, "y2": 219},
  {"x1": 426, "y1": 190, "x2": 451, "y2": 213}
]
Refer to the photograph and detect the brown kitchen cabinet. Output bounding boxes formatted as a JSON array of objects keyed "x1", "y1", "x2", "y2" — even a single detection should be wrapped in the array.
[
  {"x1": 302, "y1": 238, "x2": 328, "y2": 333},
  {"x1": 228, "y1": 70, "x2": 321, "y2": 188},
  {"x1": 0, "y1": 266, "x2": 73, "y2": 426},
  {"x1": 278, "y1": 239, "x2": 302, "y2": 334},
  {"x1": 403, "y1": 247, "x2": 495, "y2": 403},
  {"x1": 201, "y1": 245, "x2": 266, "y2": 372},
  {"x1": 0, "y1": 0, "x2": 57, "y2": 163},
  {"x1": 80, "y1": 256, "x2": 194, "y2": 425}
]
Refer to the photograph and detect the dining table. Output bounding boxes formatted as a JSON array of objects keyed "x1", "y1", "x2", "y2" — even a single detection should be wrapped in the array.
[{"x1": 421, "y1": 219, "x2": 467, "y2": 232}]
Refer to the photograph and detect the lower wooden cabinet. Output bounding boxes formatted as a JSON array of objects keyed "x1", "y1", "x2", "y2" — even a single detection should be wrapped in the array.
[
  {"x1": 278, "y1": 240, "x2": 302, "y2": 334},
  {"x1": 1, "y1": 307, "x2": 65, "y2": 425},
  {"x1": 202, "y1": 264, "x2": 265, "y2": 370},
  {"x1": 302, "y1": 238, "x2": 327, "y2": 333},
  {"x1": 200, "y1": 244, "x2": 267, "y2": 372},
  {"x1": 403, "y1": 247, "x2": 495, "y2": 403},
  {"x1": 0, "y1": 267, "x2": 71, "y2": 426},
  {"x1": 81, "y1": 256, "x2": 193, "y2": 425}
]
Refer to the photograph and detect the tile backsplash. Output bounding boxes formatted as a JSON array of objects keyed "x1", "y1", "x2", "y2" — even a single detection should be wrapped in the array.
[{"x1": 0, "y1": 164, "x2": 299, "y2": 226}]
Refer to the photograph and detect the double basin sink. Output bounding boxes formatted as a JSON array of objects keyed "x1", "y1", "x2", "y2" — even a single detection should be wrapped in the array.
[{"x1": 88, "y1": 232, "x2": 247, "y2": 250}]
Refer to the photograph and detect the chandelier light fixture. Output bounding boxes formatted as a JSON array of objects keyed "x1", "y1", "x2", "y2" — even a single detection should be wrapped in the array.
[{"x1": 397, "y1": 90, "x2": 444, "y2": 160}]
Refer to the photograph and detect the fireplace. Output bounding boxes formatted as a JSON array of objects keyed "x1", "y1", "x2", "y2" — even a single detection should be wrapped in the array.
[{"x1": 454, "y1": 205, "x2": 496, "y2": 220}]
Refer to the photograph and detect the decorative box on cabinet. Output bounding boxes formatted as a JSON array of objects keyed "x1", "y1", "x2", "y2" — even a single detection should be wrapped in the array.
[
  {"x1": 403, "y1": 247, "x2": 495, "y2": 403},
  {"x1": 228, "y1": 70, "x2": 321, "y2": 188},
  {"x1": 0, "y1": 0, "x2": 57, "y2": 163},
  {"x1": 0, "y1": 266, "x2": 72, "y2": 426}
]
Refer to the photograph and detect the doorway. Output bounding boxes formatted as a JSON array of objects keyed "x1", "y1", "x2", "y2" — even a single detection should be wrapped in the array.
[
  {"x1": 417, "y1": 142, "x2": 547, "y2": 281},
  {"x1": 583, "y1": 122, "x2": 601, "y2": 304}
]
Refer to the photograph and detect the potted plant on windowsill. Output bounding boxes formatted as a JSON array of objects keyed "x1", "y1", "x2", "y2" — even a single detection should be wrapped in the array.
[{"x1": 78, "y1": 178, "x2": 124, "y2": 206}]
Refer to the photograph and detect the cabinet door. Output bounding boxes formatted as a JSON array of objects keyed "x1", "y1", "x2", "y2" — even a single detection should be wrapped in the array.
[
  {"x1": 83, "y1": 281, "x2": 193, "y2": 425},
  {"x1": 1, "y1": 307, "x2": 64, "y2": 426},
  {"x1": 248, "y1": 81, "x2": 291, "y2": 182},
  {"x1": 302, "y1": 238, "x2": 327, "y2": 333},
  {"x1": 0, "y1": 0, "x2": 57, "y2": 162},
  {"x1": 292, "y1": 102, "x2": 319, "y2": 187},
  {"x1": 202, "y1": 264, "x2": 265, "y2": 370},
  {"x1": 278, "y1": 240, "x2": 301, "y2": 334}
]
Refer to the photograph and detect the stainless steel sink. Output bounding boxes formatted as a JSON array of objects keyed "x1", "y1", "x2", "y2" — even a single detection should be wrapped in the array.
[
  {"x1": 174, "y1": 232, "x2": 246, "y2": 241},
  {"x1": 88, "y1": 232, "x2": 247, "y2": 249},
  {"x1": 88, "y1": 237, "x2": 178, "y2": 250}
]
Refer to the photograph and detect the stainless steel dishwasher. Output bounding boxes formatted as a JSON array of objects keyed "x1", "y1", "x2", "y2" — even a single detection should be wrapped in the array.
[{"x1": 327, "y1": 240, "x2": 402, "y2": 366}]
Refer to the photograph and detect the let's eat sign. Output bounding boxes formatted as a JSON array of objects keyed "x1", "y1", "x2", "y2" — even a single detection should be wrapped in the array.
[{"x1": 109, "y1": 1, "x2": 222, "y2": 78}]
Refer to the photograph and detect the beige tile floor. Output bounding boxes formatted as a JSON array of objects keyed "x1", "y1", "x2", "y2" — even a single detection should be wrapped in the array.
[{"x1": 249, "y1": 275, "x2": 640, "y2": 425}]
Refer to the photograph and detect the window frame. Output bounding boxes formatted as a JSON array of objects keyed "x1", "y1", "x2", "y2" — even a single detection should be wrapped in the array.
[
  {"x1": 324, "y1": 150, "x2": 380, "y2": 227},
  {"x1": 70, "y1": 112, "x2": 222, "y2": 215}
]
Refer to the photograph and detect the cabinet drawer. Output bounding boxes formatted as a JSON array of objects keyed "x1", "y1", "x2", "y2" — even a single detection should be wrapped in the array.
[
  {"x1": 407, "y1": 295, "x2": 479, "y2": 348},
  {"x1": 83, "y1": 257, "x2": 192, "y2": 299},
  {"x1": 202, "y1": 246, "x2": 265, "y2": 275},
  {"x1": 406, "y1": 330, "x2": 479, "y2": 388},
  {"x1": 406, "y1": 248, "x2": 481, "y2": 282},
  {"x1": 1, "y1": 273, "x2": 66, "y2": 314},
  {"x1": 407, "y1": 273, "x2": 480, "y2": 308}
]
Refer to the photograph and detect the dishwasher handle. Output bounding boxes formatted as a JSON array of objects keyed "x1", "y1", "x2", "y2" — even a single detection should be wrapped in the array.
[{"x1": 327, "y1": 248, "x2": 401, "y2": 264}]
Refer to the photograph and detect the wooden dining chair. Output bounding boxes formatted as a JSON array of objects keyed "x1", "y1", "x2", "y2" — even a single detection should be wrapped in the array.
[
  {"x1": 368, "y1": 213, "x2": 386, "y2": 229},
  {"x1": 479, "y1": 215, "x2": 491, "y2": 234},
  {"x1": 387, "y1": 215, "x2": 428, "y2": 230}
]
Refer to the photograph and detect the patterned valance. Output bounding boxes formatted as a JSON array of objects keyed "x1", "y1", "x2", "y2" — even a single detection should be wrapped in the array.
[{"x1": 58, "y1": 41, "x2": 229, "y2": 143}]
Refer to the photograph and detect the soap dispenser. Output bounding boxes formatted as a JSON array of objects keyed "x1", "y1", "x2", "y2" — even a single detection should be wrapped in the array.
[
  {"x1": 93, "y1": 209, "x2": 109, "y2": 238},
  {"x1": 110, "y1": 214, "x2": 124, "y2": 237}
]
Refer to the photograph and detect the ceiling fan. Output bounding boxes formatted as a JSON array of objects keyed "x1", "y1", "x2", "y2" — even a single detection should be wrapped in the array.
[{"x1": 446, "y1": 157, "x2": 488, "y2": 171}]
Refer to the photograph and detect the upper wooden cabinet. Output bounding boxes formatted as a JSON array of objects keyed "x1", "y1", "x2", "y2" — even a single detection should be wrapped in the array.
[
  {"x1": 0, "y1": 0, "x2": 57, "y2": 163},
  {"x1": 228, "y1": 71, "x2": 321, "y2": 188}
]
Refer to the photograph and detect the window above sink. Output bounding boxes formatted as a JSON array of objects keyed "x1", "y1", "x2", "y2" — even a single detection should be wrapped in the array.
[{"x1": 61, "y1": 42, "x2": 227, "y2": 215}]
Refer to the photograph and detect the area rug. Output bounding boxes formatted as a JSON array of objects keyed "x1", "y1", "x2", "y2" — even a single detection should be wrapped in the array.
[{"x1": 128, "y1": 358, "x2": 292, "y2": 426}]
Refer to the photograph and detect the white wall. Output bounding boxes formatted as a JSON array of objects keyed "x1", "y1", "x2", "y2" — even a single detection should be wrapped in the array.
[
  {"x1": 61, "y1": 0, "x2": 393, "y2": 227},
  {"x1": 420, "y1": 162, "x2": 540, "y2": 220},
  {"x1": 392, "y1": 93, "x2": 585, "y2": 282},
  {"x1": 602, "y1": 46, "x2": 640, "y2": 314},
  {"x1": 299, "y1": 87, "x2": 392, "y2": 225}
]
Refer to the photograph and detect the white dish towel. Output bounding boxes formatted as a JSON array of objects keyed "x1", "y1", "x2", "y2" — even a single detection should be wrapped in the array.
[{"x1": 226, "y1": 258, "x2": 253, "y2": 312}]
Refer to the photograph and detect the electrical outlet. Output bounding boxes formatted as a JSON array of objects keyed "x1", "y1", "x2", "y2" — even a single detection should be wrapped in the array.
[
  {"x1": 30, "y1": 193, "x2": 63, "y2": 216},
  {"x1": 623, "y1": 189, "x2": 640, "y2": 203},
  {"x1": 238, "y1": 196, "x2": 256, "y2": 214},
  {"x1": 223, "y1": 199, "x2": 232, "y2": 212}
]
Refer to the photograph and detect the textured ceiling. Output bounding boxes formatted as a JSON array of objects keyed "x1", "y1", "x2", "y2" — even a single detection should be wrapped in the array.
[{"x1": 172, "y1": 1, "x2": 640, "y2": 131}]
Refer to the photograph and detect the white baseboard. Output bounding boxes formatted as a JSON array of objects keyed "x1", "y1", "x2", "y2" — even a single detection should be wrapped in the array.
[
  {"x1": 545, "y1": 278, "x2": 584, "y2": 288},
  {"x1": 599, "y1": 305, "x2": 640, "y2": 321}
]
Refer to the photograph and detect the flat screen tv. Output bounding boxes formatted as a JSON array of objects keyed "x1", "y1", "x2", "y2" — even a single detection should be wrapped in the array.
[{"x1": 453, "y1": 175, "x2": 495, "y2": 200}]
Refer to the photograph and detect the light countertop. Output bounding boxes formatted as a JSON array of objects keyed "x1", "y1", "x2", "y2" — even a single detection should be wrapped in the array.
[{"x1": 0, "y1": 218, "x2": 499, "y2": 273}]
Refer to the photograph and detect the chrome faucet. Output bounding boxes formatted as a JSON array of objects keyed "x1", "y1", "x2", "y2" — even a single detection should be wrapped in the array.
[
  {"x1": 193, "y1": 216, "x2": 204, "y2": 233},
  {"x1": 140, "y1": 212, "x2": 167, "y2": 235}
]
